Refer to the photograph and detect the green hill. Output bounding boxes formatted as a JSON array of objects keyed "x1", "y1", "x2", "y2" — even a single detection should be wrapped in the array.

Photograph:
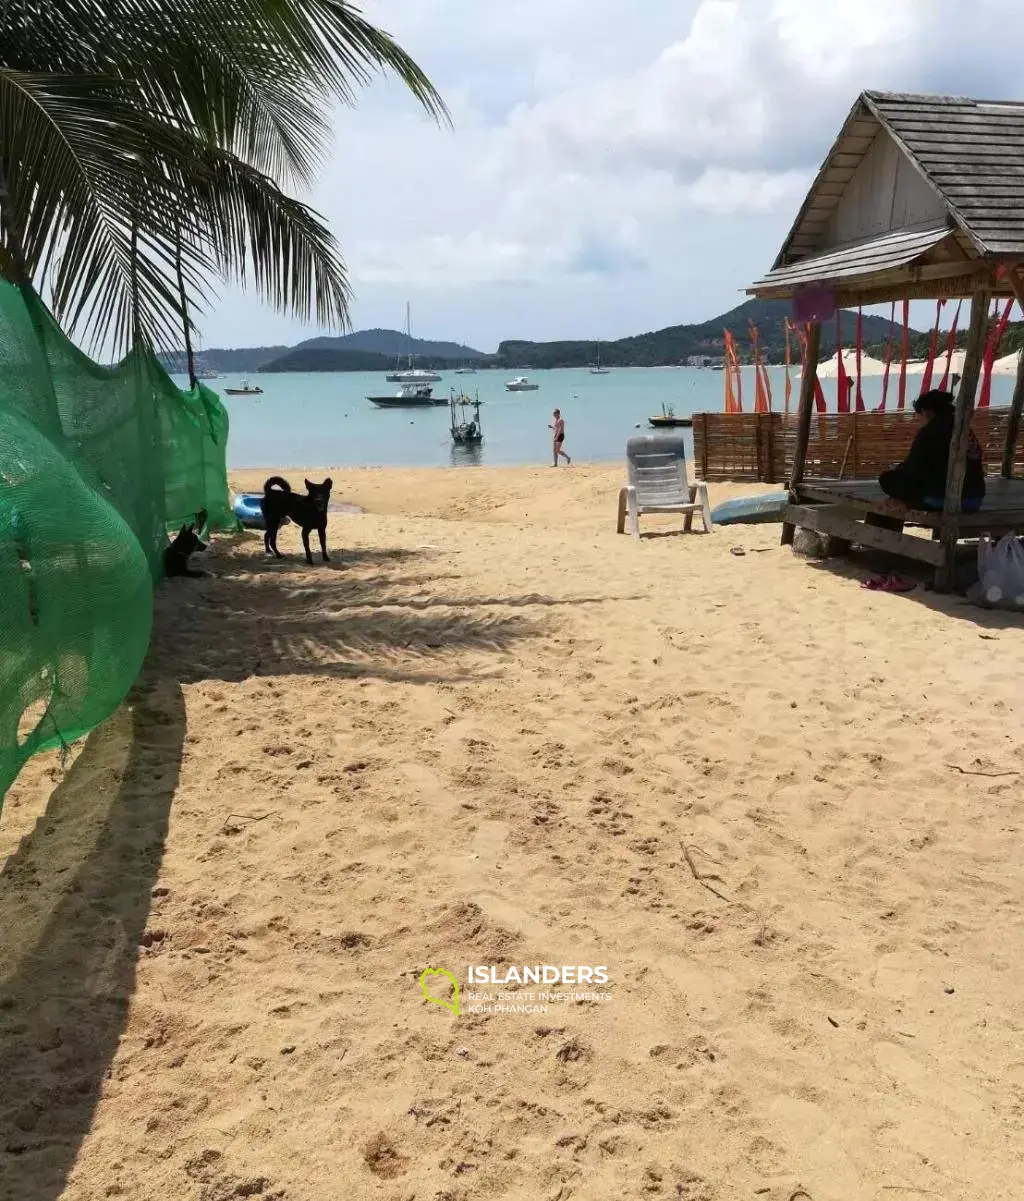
[{"x1": 496, "y1": 300, "x2": 915, "y2": 369}]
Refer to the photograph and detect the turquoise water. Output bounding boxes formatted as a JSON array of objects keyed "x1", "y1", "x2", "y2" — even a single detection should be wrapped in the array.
[{"x1": 171, "y1": 367, "x2": 1020, "y2": 469}]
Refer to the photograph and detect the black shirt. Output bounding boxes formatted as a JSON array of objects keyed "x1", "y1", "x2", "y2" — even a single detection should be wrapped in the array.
[{"x1": 902, "y1": 410, "x2": 985, "y2": 500}]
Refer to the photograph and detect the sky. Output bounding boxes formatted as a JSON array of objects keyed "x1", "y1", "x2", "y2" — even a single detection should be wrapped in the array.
[{"x1": 199, "y1": 0, "x2": 1024, "y2": 354}]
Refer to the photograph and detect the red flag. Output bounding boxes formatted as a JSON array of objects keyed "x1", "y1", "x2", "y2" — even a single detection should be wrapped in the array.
[
  {"x1": 919, "y1": 298, "x2": 946, "y2": 395},
  {"x1": 836, "y1": 309, "x2": 849, "y2": 413},
  {"x1": 897, "y1": 297, "x2": 910, "y2": 411},
  {"x1": 878, "y1": 300, "x2": 896, "y2": 412},
  {"x1": 855, "y1": 305, "x2": 865, "y2": 412},
  {"x1": 979, "y1": 297, "x2": 1014, "y2": 408},
  {"x1": 938, "y1": 299, "x2": 962, "y2": 391}
]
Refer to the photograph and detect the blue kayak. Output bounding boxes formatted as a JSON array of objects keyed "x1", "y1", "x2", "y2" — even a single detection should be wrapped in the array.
[
  {"x1": 711, "y1": 491, "x2": 788, "y2": 526},
  {"x1": 232, "y1": 492, "x2": 265, "y2": 528}
]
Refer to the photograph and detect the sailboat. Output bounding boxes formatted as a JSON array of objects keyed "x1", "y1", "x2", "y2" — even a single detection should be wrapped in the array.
[
  {"x1": 386, "y1": 302, "x2": 442, "y2": 383},
  {"x1": 589, "y1": 342, "x2": 610, "y2": 375}
]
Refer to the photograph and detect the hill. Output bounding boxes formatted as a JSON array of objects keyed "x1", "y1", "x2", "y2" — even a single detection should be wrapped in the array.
[
  {"x1": 296, "y1": 328, "x2": 485, "y2": 361},
  {"x1": 256, "y1": 347, "x2": 397, "y2": 373},
  {"x1": 496, "y1": 300, "x2": 914, "y2": 369},
  {"x1": 159, "y1": 300, "x2": 932, "y2": 376}
]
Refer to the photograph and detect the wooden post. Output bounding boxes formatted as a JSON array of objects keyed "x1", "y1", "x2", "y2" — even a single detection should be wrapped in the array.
[
  {"x1": 782, "y1": 320, "x2": 820, "y2": 545},
  {"x1": 1003, "y1": 348, "x2": 1024, "y2": 478},
  {"x1": 1000, "y1": 270, "x2": 1024, "y2": 478},
  {"x1": 936, "y1": 289, "x2": 990, "y2": 591}
]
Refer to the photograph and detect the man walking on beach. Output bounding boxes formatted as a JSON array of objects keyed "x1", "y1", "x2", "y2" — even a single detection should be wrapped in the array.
[{"x1": 549, "y1": 409, "x2": 571, "y2": 466}]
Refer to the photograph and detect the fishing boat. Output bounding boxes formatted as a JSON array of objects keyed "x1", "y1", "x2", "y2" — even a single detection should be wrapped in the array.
[
  {"x1": 648, "y1": 403, "x2": 692, "y2": 429},
  {"x1": 450, "y1": 389, "x2": 483, "y2": 445},
  {"x1": 386, "y1": 302, "x2": 442, "y2": 383},
  {"x1": 590, "y1": 344, "x2": 610, "y2": 375},
  {"x1": 196, "y1": 368, "x2": 219, "y2": 380},
  {"x1": 367, "y1": 382, "x2": 446, "y2": 409},
  {"x1": 224, "y1": 379, "x2": 263, "y2": 395},
  {"x1": 505, "y1": 376, "x2": 539, "y2": 392}
]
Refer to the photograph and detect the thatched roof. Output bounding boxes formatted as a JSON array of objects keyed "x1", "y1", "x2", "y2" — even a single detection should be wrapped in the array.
[{"x1": 748, "y1": 92, "x2": 1024, "y2": 304}]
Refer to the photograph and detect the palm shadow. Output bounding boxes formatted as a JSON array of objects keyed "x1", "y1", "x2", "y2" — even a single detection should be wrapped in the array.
[
  {"x1": 156, "y1": 539, "x2": 623, "y2": 686},
  {"x1": 0, "y1": 674, "x2": 184, "y2": 1201}
]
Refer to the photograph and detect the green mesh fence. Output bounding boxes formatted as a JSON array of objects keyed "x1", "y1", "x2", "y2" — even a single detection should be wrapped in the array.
[{"x1": 0, "y1": 280, "x2": 236, "y2": 801}]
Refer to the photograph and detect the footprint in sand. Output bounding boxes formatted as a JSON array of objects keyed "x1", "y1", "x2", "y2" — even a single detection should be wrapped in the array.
[
  {"x1": 655, "y1": 955, "x2": 732, "y2": 1018},
  {"x1": 872, "y1": 950, "x2": 939, "y2": 1001},
  {"x1": 768, "y1": 1096, "x2": 867, "y2": 1201},
  {"x1": 451, "y1": 819, "x2": 552, "y2": 943},
  {"x1": 873, "y1": 1041, "x2": 983, "y2": 1117}
]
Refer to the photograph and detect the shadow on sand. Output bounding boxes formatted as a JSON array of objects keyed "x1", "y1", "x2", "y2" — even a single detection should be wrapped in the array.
[
  {"x1": 0, "y1": 531, "x2": 601, "y2": 1199},
  {"x1": 0, "y1": 675, "x2": 184, "y2": 1201}
]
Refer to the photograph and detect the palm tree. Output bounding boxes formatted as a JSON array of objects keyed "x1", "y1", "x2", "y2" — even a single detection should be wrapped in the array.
[{"x1": 0, "y1": 1, "x2": 447, "y2": 354}]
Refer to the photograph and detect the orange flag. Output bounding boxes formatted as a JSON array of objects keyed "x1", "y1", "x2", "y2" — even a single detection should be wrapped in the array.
[
  {"x1": 783, "y1": 319, "x2": 793, "y2": 414},
  {"x1": 749, "y1": 320, "x2": 769, "y2": 413}
]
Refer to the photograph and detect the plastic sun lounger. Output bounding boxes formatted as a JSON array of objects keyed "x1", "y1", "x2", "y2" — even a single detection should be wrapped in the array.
[{"x1": 616, "y1": 434, "x2": 714, "y2": 539}]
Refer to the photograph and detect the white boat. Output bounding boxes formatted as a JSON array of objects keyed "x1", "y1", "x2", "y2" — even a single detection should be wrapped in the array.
[
  {"x1": 505, "y1": 376, "x2": 539, "y2": 392},
  {"x1": 386, "y1": 302, "x2": 442, "y2": 383},
  {"x1": 589, "y1": 343, "x2": 610, "y2": 374}
]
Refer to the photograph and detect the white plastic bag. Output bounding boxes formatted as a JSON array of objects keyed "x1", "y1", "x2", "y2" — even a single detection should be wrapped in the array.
[{"x1": 976, "y1": 532, "x2": 1024, "y2": 605}]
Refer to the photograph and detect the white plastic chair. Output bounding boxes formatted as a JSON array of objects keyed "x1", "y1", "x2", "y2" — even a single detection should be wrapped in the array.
[{"x1": 616, "y1": 434, "x2": 713, "y2": 539}]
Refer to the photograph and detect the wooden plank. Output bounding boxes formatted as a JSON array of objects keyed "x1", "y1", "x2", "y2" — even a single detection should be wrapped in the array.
[
  {"x1": 929, "y1": 163, "x2": 1024, "y2": 178},
  {"x1": 1003, "y1": 275, "x2": 1024, "y2": 477},
  {"x1": 900, "y1": 130, "x2": 1024, "y2": 147},
  {"x1": 892, "y1": 119, "x2": 1024, "y2": 135},
  {"x1": 784, "y1": 322, "x2": 821, "y2": 546},
  {"x1": 938, "y1": 289, "x2": 990, "y2": 590},
  {"x1": 785, "y1": 504, "x2": 945, "y2": 565}
]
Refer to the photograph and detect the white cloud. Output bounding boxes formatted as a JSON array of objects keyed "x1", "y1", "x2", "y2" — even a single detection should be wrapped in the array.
[{"x1": 201, "y1": 0, "x2": 1024, "y2": 351}]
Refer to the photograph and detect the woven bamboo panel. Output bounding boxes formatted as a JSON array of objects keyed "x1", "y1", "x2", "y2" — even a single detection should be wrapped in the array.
[
  {"x1": 692, "y1": 413, "x2": 784, "y2": 482},
  {"x1": 694, "y1": 406, "x2": 1024, "y2": 482}
]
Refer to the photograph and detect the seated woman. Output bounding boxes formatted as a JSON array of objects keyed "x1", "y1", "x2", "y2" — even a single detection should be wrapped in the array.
[{"x1": 878, "y1": 389, "x2": 985, "y2": 513}]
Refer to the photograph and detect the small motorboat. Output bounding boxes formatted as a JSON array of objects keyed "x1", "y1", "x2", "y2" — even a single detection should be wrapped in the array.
[
  {"x1": 225, "y1": 379, "x2": 263, "y2": 395},
  {"x1": 505, "y1": 376, "x2": 539, "y2": 392},
  {"x1": 232, "y1": 492, "x2": 265, "y2": 528},
  {"x1": 368, "y1": 382, "x2": 446, "y2": 408},
  {"x1": 710, "y1": 492, "x2": 788, "y2": 526},
  {"x1": 648, "y1": 404, "x2": 691, "y2": 429}
]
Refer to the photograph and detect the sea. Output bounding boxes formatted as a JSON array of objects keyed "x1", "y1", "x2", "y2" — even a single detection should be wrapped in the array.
[{"x1": 170, "y1": 367, "x2": 1021, "y2": 470}]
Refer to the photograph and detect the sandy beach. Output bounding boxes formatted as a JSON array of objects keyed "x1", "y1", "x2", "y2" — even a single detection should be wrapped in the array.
[{"x1": 2, "y1": 464, "x2": 1023, "y2": 1201}]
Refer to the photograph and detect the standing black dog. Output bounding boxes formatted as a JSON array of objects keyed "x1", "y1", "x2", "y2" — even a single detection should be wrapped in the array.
[
  {"x1": 164, "y1": 510, "x2": 209, "y2": 578},
  {"x1": 261, "y1": 476, "x2": 333, "y2": 565}
]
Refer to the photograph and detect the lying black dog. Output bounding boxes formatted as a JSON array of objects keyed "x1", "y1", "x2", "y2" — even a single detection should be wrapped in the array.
[
  {"x1": 164, "y1": 510, "x2": 209, "y2": 578},
  {"x1": 261, "y1": 476, "x2": 332, "y2": 565}
]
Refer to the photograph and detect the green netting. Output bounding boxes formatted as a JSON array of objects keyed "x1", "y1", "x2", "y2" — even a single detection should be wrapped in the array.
[{"x1": 0, "y1": 279, "x2": 236, "y2": 802}]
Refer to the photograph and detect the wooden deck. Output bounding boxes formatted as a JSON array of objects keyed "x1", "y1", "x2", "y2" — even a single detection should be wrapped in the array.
[
  {"x1": 784, "y1": 476, "x2": 1024, "y2": 575},
  {"x1": 797, "y1": 477, "x2": 1024, "y2": 530}
]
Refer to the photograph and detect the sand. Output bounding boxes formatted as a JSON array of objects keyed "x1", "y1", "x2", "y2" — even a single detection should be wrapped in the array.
[{"x1": 2, "y1": 464, "x2": 1024, "y2": 1201}]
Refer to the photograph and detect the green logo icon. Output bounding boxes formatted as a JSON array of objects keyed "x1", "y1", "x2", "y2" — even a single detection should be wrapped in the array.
[{"x1": 419, "y1": 967, "x2": 460, "y2": 1016}]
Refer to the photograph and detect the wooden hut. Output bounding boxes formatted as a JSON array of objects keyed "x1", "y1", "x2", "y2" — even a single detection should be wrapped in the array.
[{"x1": 746, "y1": 90, "x2": 1024, "y2": 589}]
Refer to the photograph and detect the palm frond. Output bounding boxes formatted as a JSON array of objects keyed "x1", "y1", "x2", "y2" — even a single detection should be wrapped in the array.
[
  {"x1": 0, "y1": 69, "x2": 213, "y2": 351},
  {"x1": 0, "y1": 0, "x2": 447, "y2": 349}
]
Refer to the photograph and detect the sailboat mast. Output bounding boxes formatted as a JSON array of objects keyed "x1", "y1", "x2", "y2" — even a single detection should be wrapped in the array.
[{"x1": 406, "y1": 301, "x2": 413, "y2": 369}]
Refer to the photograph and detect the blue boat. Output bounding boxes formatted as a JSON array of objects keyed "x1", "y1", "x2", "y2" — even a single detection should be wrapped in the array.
[
  {"x1": 711, "y1": 491, "x2": 788, "y2": 526},
  {"x1": 232, "y1": 492, "x2": 265, "y2": 528}
]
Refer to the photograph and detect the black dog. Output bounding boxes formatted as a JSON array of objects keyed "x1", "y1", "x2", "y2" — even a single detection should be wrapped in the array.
[
  {"x1": 261, "y1": 476, "x2": 332, "y2": 565},
  {"x1": 164, "y1": 510, "x2": 209, "y2": 578}
]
